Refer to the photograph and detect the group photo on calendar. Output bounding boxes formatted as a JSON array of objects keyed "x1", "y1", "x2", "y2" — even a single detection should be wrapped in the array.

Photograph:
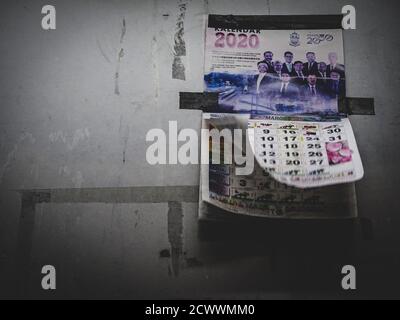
[{"x1": 204, "y1": 28, "x2": 346, "y2": 116}]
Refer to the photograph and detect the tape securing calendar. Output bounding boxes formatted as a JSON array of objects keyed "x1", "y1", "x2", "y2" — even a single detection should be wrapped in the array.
[{"x1": 180, "y1": 93, "x2": 375, "y2": 116}]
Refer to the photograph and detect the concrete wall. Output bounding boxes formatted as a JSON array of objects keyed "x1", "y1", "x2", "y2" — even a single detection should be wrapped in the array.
[{"x1": 1, "y1": 0, "x2": 400, "y2": 299}]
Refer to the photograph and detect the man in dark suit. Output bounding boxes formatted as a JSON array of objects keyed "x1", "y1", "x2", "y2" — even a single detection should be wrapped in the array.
[
  {"x1": 301, "y1": 74, "x2": 325, "y2": 100},
  {"x1": 258, "y1": 51, "x2": 275, "y2": 73},
  {"x1": 292, "y1": 61, "x2": 306, "y2": 87},
  {"x1": 326, "y1": 71, "x2": 345, "y2": 98},
  {"x1": 281, "y1": 51, "x2": 295, "y2": 76},
  {"x1": 303, "y1": 52, "x2": 319, "y2": 76},
  {"x1": 318, "y1": 62, "x2": 328, "y2": 78},
  {"x1": 268, "y1": 73, "x2": 300, "y2": 101},
  {"x1": 326, "y1": 52, "x2": 345, "y2": 79},
  {"x1": 271, "y1": 60, "x2": 283, "y2": 81},
  {"x1": 244, "y1": 62, "x2": 273, "y2": 95},
  {"x1": 317, "y1": 62, "x2": 328, "y2": 87}
]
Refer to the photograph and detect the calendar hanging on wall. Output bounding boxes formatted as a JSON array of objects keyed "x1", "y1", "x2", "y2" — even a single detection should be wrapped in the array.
[{"x1": 199, "y1": 15, "x2": 364, "y2": 219}]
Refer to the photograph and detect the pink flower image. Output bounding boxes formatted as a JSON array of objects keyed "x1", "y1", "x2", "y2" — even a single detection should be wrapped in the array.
[
  {"x1": 326, "y1": 141, "x2": 352, "y2": 165},
  {"x1": 326, "y1": 142, "x2": 342, "y2": 153}
]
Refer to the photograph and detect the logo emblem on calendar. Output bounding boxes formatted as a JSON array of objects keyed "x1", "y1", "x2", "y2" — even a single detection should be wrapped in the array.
[
  {"x1": 289, "y1": 32, "x2": 300, "y2": 47},
  {"x1": 306, "y1": 33, "x2": 334, "y2": 45}
]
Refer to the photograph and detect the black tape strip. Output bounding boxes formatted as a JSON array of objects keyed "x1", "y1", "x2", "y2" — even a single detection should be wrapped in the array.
[
  {"x1": 179, "y1": 92, "x2": 219, "y2": 112},
  {"x1": 346, "y1": 97, "x2": 375, "y2": 115},
  {"x1": 208, "y1": 14, "x2": 343, "y2": 30},
  {"x1": 339, "y1": 97, "x2": 375, "y2": 115},
  {"x1": 180, "y1": 92, "x2": 375, "y2": 116}
]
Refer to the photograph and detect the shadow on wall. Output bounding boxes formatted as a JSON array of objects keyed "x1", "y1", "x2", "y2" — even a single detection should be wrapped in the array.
[{"x1": 9, "y1": 185, "x2": 376, "y2": 299}]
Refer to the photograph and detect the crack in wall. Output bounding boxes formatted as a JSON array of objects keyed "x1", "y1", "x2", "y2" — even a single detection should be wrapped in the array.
[
  {"x1": 120, "y1": 118, "x2": 130, "y2": 165},
  {"x1": 114, "y1": 17, "x2": 126, "y2": 95},
  {"x1": 96, "y1": 38, "x2": 111, "y2": 63}
]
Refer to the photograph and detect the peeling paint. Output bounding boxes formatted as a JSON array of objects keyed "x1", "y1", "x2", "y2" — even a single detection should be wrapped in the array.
[
  {"x1": 151, "y1": 35, "x2": 160, "y2": 103},
  {"x1": 172, "y1": 0, "x2": 187, "y2": 80},
  {"x1": 151, "y1": 0, "x2": 161, "y2": 104},
  {"x1": 172, "y1": 56, "x2": 186, "y2": 81}
]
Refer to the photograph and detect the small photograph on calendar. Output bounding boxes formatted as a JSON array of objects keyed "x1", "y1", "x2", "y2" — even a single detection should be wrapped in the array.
[
  {"x1": 326, "y1": 141, "x2": 352, "y2": 166},
  {"x1": 204, "y1": 28, "x2": 345, "y2": 117}
]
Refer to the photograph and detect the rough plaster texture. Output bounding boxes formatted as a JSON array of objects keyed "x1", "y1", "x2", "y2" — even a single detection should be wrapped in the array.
[{"x1": 1, "y1": 0, "x2": 400, "y2": 299}]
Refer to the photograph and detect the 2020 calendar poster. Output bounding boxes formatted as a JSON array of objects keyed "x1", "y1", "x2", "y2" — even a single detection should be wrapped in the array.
[
  {"x1": 200, "y1": 15, "x2": 363, "y2": 217},
  {"x1": 204, "y1": 22, "x2": 346, "y2": 117}
]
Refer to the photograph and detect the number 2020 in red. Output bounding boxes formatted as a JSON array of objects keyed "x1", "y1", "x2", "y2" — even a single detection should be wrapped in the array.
[{"x1": 214, "y1": 33, "x2": 260, "y2": 49}]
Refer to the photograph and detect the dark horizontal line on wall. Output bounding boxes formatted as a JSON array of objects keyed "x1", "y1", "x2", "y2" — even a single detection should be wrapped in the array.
[
  {"x1": 208, "y1": 14, "x2": 344, "y2": 30},
  {"x1": 17, "y1": 186, "x2": 199, "y2": 204}
]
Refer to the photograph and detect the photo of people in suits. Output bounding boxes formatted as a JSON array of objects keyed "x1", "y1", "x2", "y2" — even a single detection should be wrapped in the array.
[
  {"x1": 204, "y1": 29, "x2": 345, "y2": 115},
  {"x1": 257, "y1": 51, "x2": 346, "y2": 113}
]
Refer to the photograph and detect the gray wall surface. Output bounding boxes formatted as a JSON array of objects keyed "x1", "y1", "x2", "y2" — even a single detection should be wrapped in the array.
[{"x1": 1, "y1": 0, "x2": 400, "y2": 299}]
